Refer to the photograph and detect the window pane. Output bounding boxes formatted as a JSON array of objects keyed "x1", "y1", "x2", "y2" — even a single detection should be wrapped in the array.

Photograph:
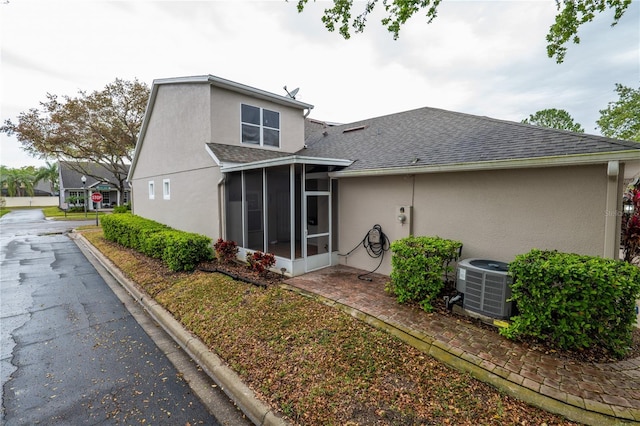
[
  {"x1": 263, "y1": 109, "x2": 279, "y2": 129},
  {"x1": 263, "y1": 128, "x2": 280, "y2": 147},
  {"x1": 267, "y1": 166, "x2": 291, "y2": 258},
  {"x1": 307, "y1": 195, "x2": 329, "y2": 235},
  {"x1": 225, "y1": 172, "x2": 243, "y2": 245},
  {"x1": 241, "y1": 104, "x2": 260, "y2": 125},
  {"x1": 245, "y1": 169, "x2": 264, "y2": 251},
  {"x1": 242, "y1": 124, "x2": 260, "y2": 144}
]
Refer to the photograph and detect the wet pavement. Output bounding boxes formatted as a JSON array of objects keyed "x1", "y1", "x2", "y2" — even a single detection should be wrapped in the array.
[
  {"x1": 0, "y1": 210, "x2": 230, "y2": 425},
  {"x1": 284, "y1": 265, "x2": 640, "y2": 426}
]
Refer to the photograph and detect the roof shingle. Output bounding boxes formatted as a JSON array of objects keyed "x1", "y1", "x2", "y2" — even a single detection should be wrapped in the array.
[{"x1": 301, "y1": 107, "x2": 640, "y2": 172}]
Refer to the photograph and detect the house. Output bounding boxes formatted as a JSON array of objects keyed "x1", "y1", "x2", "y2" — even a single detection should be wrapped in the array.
[
  {"x1": 59, "y1": 161, "x2": 131, "y2": 210},
  {"x1": 128, "y1": 75, "x2": 640, "y2": 277}
]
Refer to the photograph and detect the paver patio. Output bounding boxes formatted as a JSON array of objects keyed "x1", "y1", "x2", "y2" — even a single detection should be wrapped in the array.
[{"x1": 284, "y1": 265, "x2": 640, "y2": 426}]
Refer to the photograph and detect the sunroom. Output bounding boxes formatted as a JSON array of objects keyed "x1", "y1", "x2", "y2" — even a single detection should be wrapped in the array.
[{"x1": 209, "y1": 144, "x2": 351, "y2": 276}]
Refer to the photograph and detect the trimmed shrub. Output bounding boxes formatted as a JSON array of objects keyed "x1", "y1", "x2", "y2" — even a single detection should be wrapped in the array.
[
  {"x1": 100, "y1": 214, "x2": 213, "y2": 272},
  {"x1": 214, "y1": 238, "x2": 239, "y2": 264},
  {"x1": 101, "y1": 213, "x2": 169, "y2": 250},
  {"x1": 162, "y1": 231, "x2": 213, "y2": 272},
  {"x1": 387, "y1": 236, "x2": 463, "y2": 312},
  {"x1": 113, "y1": 203, "x2": 131, "y2": 214},
  {"x1": 246, "y1": 250, "x2": 276, "y2": 275},
  {"x1": 501, "y1": 249, "x2": 640, "y2": 357}
]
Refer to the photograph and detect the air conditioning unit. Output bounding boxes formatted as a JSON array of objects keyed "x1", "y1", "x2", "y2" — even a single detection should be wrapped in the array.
[{"x1": 456, "y1": 258, "x2": 513, "y2": 319}]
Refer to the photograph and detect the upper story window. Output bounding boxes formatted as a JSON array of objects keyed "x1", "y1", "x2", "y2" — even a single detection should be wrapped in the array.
[{"x1": 241, "y1": 104, "x2": 280, "y2": 148}]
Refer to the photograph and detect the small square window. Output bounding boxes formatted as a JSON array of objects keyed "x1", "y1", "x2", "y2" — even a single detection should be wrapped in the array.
[
  {"x1": 148, "y1": 181, "x2": 155, "y2": 199},
  {"x1": 163, "y1": 179, "x2": 170, "y2": 200}
]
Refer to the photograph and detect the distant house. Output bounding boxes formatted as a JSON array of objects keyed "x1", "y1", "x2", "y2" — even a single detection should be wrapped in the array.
[
  {"x1": 58, "y1": 161, "x2": 130, "y2": 210},
  {"x1": 128, "y1": 75, "x2": 640, "y2": 276}
]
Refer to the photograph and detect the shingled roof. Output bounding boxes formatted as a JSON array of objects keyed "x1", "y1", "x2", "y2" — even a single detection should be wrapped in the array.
[
  {"x1": 59, "y1": 161, "x2": 130, "y2": 189},
  {"x1": 206, "y1": 143, "x2": 292, "y2": 165},
  {"x1": 300, "y1": 107, "x2": 640, "y2": 173}
]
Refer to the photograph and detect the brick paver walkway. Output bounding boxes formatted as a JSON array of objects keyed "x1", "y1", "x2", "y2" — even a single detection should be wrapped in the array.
[{"x1": 284, "y1": 265, "x2": 640, "y2": 426}]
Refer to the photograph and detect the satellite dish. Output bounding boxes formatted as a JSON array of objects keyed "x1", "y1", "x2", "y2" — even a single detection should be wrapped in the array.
[{"x1": 283, "y1": 85, "x2": 299, "y2": 99}]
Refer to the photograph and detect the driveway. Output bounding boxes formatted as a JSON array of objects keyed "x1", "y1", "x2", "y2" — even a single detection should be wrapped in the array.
[{"x1": 0, "y1": 210, "x2": 247, "y2": 424}]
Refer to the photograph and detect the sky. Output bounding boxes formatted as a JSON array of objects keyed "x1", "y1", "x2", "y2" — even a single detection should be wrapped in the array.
[{"x1": 1, "y1": 0, "x2": 639, "y2": 169}]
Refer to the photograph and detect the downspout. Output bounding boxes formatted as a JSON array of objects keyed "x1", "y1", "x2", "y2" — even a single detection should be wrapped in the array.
[
  {"x1": 217, "y1": 173, "x2": 226, "y2": 240},
  {"x1": 603, "y1": 161, "x2": 622, "y2": 259},
  {"x1": 304, "y1": 106, "x2": 313, "y2": 118}
]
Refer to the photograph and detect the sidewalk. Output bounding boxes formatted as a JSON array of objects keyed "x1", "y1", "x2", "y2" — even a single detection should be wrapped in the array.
[{"x1": 283, "y1": 265, "x2": 640, "y2": 426}]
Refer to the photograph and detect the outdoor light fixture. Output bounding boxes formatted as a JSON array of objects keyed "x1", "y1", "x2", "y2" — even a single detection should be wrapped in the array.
[
  {"x1": 624, "y1": 202, "x2": 634, "y2": 214},
  {"x1": 81, "y1": 175, "x2": 87, "y2": 218}
]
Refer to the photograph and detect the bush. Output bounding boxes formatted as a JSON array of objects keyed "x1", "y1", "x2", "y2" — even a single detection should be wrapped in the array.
[
  {"x1": 162, "y1": 231, "x2": 214, "y2": 272},
  {"x1": 501, "y1": 249, "x2": 640, "y2": 357},
  {"x1": 386, "y1": 236, "x2": 463, "y2": 312},
  {"x1": 113, "y1": 203, "x2": 131, "y2": 214},
  {"x1": 101, "y1": 214, "x2": 169, "y2": 250},
  {"x1": 214, "y1": 238, "x2": 239, "y2": 264},
  {"x1": 246, "y1": 250, "x2": 276, "y2": 275},
  {"x1": 101, "y1": 214, "x2": 213, "y2": 272}
]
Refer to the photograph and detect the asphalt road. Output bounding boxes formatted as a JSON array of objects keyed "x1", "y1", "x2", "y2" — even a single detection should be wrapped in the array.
[{"x1": 0, "y1": 210, "x2": 251, "y2": 425}]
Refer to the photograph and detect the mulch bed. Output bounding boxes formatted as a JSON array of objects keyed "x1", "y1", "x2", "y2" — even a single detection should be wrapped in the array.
[{"x1": 200, "y1": 259, "x2": 640, "y2": 364}]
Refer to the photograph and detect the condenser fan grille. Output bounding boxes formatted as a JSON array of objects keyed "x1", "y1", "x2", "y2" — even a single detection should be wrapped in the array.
[{"x1": 456, "y1": 259, "x2": 512, "y2": 319}]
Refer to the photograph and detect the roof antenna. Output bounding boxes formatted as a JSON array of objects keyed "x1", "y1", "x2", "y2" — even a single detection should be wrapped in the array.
[{"x1": 283, "y1": 85, "x2": 299, "y2": 99}]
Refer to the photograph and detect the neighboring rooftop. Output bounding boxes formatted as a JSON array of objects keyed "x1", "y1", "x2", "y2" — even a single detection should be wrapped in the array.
[{"x1": 59, "y1": 161, "x2": 130, "y2": 189}]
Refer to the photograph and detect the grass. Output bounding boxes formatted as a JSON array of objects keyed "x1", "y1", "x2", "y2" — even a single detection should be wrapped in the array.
[
  {"x1": 82, "y1": 230, "x2": 580, "y2": 426},
  {"x1": 0, "y1": 205, "x2": 107, "y2": 220},
  {"x1": 42, "y1": 205, "x2": 107, "y2": 220}
]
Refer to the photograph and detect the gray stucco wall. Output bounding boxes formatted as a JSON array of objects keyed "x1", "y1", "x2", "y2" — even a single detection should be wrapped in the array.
[{"x1": 337, "y1": 164, "x2": 611, "y2": 276}]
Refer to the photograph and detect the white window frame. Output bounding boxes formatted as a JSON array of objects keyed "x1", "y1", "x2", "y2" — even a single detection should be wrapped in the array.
[
  {"x1": 163, "y1": 178, "x2": 170, "y2": 200},
  {"x1": 240, "y1": 103, "x2": 280, "y2": 148},
  {"x1": 148, "y1": 181, "x2": 155, "y2": 199}
]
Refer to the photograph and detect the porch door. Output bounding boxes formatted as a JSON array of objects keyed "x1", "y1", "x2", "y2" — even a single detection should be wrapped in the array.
[{"x1": 304, "y1": 171, "x2": 331, "y2": 272}]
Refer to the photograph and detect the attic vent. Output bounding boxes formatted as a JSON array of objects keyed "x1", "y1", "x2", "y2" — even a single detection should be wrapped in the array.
[{"x1": 342, "y1": 125, "x2": 366, "y2": 133}]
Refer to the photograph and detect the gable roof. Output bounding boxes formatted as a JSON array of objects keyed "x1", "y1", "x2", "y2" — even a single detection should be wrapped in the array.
[
  {"x1": 128, "y1": 75, "x2": 314, "y2": 181},
  {"x1": 59, "y1": 161, "x2": 130, "y2": 189},
  {"x1": 301, "y1": 107, "x2": 640, "y2": 176}
]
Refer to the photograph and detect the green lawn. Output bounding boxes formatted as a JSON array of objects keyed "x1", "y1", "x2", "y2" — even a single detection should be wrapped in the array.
[
  {"x1": 0, "y1": 205, "x2": 108, "y2": 220},
  {"x1": 42, "y1": 206, "x2": 107, "y2": 220}
]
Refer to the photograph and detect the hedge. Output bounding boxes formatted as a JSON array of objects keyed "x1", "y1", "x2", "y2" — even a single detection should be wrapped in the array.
[
  {"x1": 501, "y1": 249, "x2": 640, "y2": 357},
  {"x1": 101, "y1": 214, "x2": 213, "y2": 272},
  {"x1": 387, "y1": 236, "x2": 463, "y2": 312}
]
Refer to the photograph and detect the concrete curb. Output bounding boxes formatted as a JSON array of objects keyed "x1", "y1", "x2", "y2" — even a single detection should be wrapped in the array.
[
  {"x1": 280, "y1": 283, "x2": 639, "y2": 426},
  {"x1": 72, "y1": 232, "x2": 286, "y2": 426}
]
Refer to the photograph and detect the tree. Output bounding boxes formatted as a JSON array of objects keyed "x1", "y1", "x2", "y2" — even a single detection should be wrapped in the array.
[
  {"x1": 521, "y1": 108, "x2": 584, "y2": 133},
  {"x1": 1, "y1": 78, "x2": 150, "y2": 198},
  {"x1": 35, "y1": 161, "x2": 59, "y2": 195},
  {"x1": 0, "y1": 166, "x2": 36, "y2": 197},
  {"x1": 295, "y1": 0, "x2": 632, "y2": 63},
  {"x1": 596, "y1": 84, "x2": 640, "y2": 142}
]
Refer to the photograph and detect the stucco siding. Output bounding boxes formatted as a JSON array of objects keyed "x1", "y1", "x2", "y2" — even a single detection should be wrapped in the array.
[
  {"x1": 130, "y1": 83, "x2": 221, "y2": 239},
  {"x1": 337, "y1": 165, "x2": 609, "y2": 276},
  {"x1": 209, "y1": 86, "x2": 306, "y2": 153},
  {"x1": 133, "y1": 84, "x2": 212, "y2": 179},
  {"x1": 131, "y1": 167, "x2": 222, "y2": 240}
]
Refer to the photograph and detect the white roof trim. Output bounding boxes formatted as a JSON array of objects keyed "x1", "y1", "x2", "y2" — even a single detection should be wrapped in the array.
[
  {"x1": 128, "y1": 75, "x2": 314, "y2": 181},
  {"x1": 152, "y1": 75, "x2": 314, "y2": 110},
  {"x1": 329, "y1": 150, "x2": 640, "y2": 178},
  {"x1": 220, "y1": 156, "x2": 353, "y2": 173}
]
